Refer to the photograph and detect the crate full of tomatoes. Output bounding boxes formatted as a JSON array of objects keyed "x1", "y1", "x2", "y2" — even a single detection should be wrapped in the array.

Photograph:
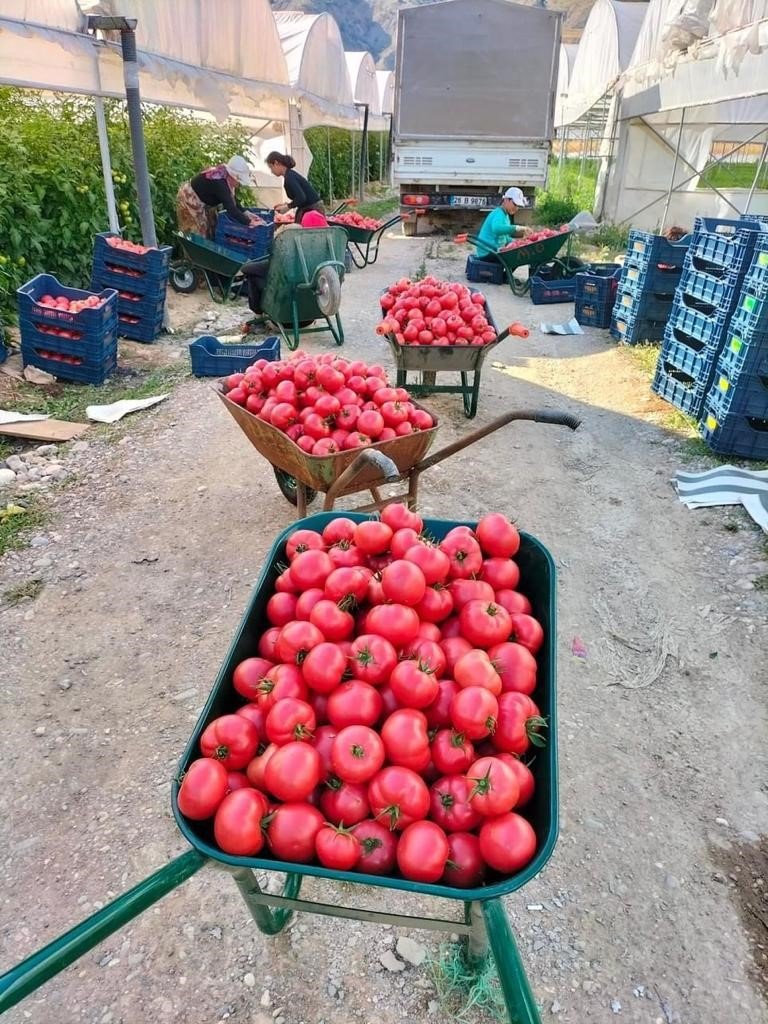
[
  {"x1": 173, "y1": 505, "x2": 556, "y2": 894},
  {"x1": 91, "y1": 234, "x2": 172, "y2": 344},
  {"x1": 376, "y1": 277, "x2": 498, "y2": 348}
]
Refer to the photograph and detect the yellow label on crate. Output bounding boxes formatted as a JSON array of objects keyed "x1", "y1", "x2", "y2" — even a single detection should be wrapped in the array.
[
  {"x1": 632, "y1": 242, "x2": 644, "y2": 253},
  {"x1": 758, "y1": 252, "x2": 768, "y2": 268},
  {"x1": 628, "y1": 268, "x2": 639, "y2": 281},
  {"x1": 617, "y1": 320, "x2": 627, "y2": 334},
  {"x1": 718, "y1": 376, "x2": 729, "y2": 393},
  {"x1": 730, "y1": 336, "x2": 742, "y2": 353},
  {"x1": 622, "y1": 294, "x2": 631, "y2": 307},
  {"x1": 705, "y1": 415, "x2": 718, "y2": 430},
  {"x1": 743, "y1": 295, "x2": 757, "y2": 312}
]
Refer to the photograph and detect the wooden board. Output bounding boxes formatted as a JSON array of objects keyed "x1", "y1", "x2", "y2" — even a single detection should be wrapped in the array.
[{"x1": 0, "y1": 419, "x2": 88, "y2": 442}]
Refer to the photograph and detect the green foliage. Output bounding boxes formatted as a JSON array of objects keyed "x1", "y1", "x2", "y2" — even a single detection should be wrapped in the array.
[
  {"x1": 0, "y1": 87, "x2": 253, "y2": 322},
  {"x1": 535, "y1": 158, "x2": 598, "y2": 225},
  {"x1": 305, "y1": 127, "x2": 389, "y2": 202},
  {"x1": 697, "y1": 161, "x2": 768, "y2": 190}
]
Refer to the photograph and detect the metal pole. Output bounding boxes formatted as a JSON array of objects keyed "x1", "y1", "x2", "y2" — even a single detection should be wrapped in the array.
[
  {"x1": 744, "y1": 135, "x2": 768, "y2": 213},
  {"x1": 94, "y1": 97, "x2": 121, "y2": 234},
  {"x1": 661, "y1": 107, "x2": 685, "y2": 233},
  {"x1": 120, "y1": 27, "x2": 158, "y2": 247},
  {"x1": 350, "y1": 130, "x2": 355, "y2": 200},
  {"x1": 358, "y1": 103, "x2": 370, "y2": 202},
  {"x1": 326, "y1": 126, "x2": 334, "y2": 203}
]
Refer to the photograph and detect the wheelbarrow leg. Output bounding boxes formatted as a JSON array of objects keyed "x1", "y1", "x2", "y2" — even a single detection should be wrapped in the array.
[
  {"x1": 462, "y1": 900, "x2": 542, "y2": 1024},
  {"x1": 231, "y1": 868, "x2": 303, "y2": 936},
  {"x1": 460, "y1": 370, "x2": 481, "y2": 419},
  {"x1": 296, "y1": 481, "x2": 308, "y2": 518}
]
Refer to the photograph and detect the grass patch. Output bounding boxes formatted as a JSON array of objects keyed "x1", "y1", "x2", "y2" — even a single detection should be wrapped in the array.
[
  {"x1": 753, "y1": 573, "x2": 768, "y2": 591},
  {"x1": 0, "y1": 496, "x2": 49, "y2": 558},
  {"x1": 696, "y1": 162, "x2": 768, "y2": 191},
  {"x1": 356, "y1": 194, "x2": 399, "y2": 220},
  {"x1": 622, "y1": 342, "x2": 660, "y2": 378},
  {"x1": 2, "y1": 577, "x2": 44, "y2": 606},
  {"x1": 0, "y1": 439, "x2": 14, "y2": 462},
  {"x1": 3, "y1": 363, "x2": 189, "y2": 423}
]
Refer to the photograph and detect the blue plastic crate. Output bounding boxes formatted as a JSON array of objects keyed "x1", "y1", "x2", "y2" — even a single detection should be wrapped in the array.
[
  {"x1": 651, "y1": 349, "x2": 710, "y2": 418},
  {"x1": 659, "y1": 319, "x2": 724, "y2": 391},
  {"x1": 613, "y1": 286, "x2": 673, "y2": 322},
  {"x1": 93, "y1": 233, "x2": 172, "y2": 277},
  {"x1": 19, "y1": 314, "x2": 117, "y2": 359},
  {"x1": 717, "y1": 318, "x2": 768, "y2": 383},
  {"x1": 189, "y1": 334, "x2": 281, "y2": 377},
  {"x1": 17, "y1": 274, "x2": 117, "y2": 339},
  {"x1": 530, "y1": 275, "x2": 577, "y2": 304},
  {"x1": 91, "y1": 260, "x2": 168, "y2": 296},
  {"x1": 707, "y1": 359, "x2": 768, "y2": 419},
  {"x1": 678, "y1": 263, "x2": 744, "y2": 315},
  {"x1": 215, "y1": 209, "x2": 275, "y2": 260},
  {"x1": 740, "y1": 212, "x2": 768, "y2": 225},
  {"x1": 22, "y1": 341, "x2": 117, "y2": 385},
  {"x1": 666, "y1": 296, "x2": 730, "y2": 352},
  {"x1": 465, "y1": 255, "x2": 506, "y2": 286},
  {"x1": 625, "y1": 229, "x2": 691, "y2": 267},
  {"x1": 575, "y1": 296, "x2": 613, "y2": 329},
  {"x1": 699, "y1": 401, "x2": 768, "y2": 459},
  {"x1": 575, "y1": 263, "x2": 621, "y2": 304},
  {"x1": 688, "y1": 216, "x2": 763, "y2": 273},
  {"x1": 618, "y1": 259, "x2": 682, "y2": 298},
  {"x1": 743, "y1": 243, "x2": 768, "y2": 299},
  {"x1": 0, "y1": 325, "x2": 7, "y2": 365},
  {"x1": 117, "y1": 306, "x2": 165, "y2": 343},
  {"x1": 610, "y1": 308, "x2": 667, "y2": 344}
]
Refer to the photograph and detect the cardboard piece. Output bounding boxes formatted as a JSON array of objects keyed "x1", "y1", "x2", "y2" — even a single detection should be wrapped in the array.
[{"x1": 0, "y1": 419, "x2": 88, "y2": 442}]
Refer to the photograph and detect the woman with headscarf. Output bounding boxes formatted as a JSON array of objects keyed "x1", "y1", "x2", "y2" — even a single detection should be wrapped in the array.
[
  {"x1": 265, "y1": 152, "x2": 325, "y2": 225},
  {"x1": 176, "y1": 155, "x2": 259, "y2": 238}
]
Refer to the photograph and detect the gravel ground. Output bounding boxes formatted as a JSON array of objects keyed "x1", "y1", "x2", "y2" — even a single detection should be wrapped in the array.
[{"x1": 1, "y1": 232, "x2": 767, "y2": 1024}]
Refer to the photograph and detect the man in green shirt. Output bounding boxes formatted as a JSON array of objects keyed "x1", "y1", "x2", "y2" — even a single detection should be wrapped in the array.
[{"x1": 476, "y1": 187, "x2": 532, "y2": 256}]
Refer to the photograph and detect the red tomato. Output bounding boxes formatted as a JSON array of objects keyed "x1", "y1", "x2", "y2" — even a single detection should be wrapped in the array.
[
  {"x1": 327, "y1": 680, "x2": 383, "y2": 728},
  {"x1": 429, "y1": 775, "x2": 482, "y2": 833},
  {"x1": 494, "y1": 589, "x2": 533, "y2": 616},
  {"x1": 316, "y1": 824, "x2": 361, "y2": 870},
  {"x1": 389, "y1": 660, "x2": 439, "y2": 709},
  {"x1": 368, "y1": 766, "x2": 430, "y2": 830},
  {"x1": 232, "y1": 656, "x2": 274, "y2": 702},
  {"x1": 390, "y1": 527, "x2": 421, "y2": 559},
  {"x1": 213, "y1": 789, "x2": 268, "y2": 856},
  {"x1": 380, "y1": 709, "x2": 430, "y2": 767},
  {"x1": 265, "y1": 698, "x2": 315, "y2": 745},
  {"x1": 236, "y1": 703, "x2": 267, "y2": 735},
  {"x1": 454, "y1": 649, "x2": 503, "y2": 694},
  {"x1": 320, "y1": 778, "x2": 370, "y2": 826},
  {"x1": 508, "y1": 613, "x2": 544, "y2": 654},
  {"x1": 441, "y1": 637, "x2": 473, "y2": 673},
  {"x1": 226, "y1": 771, "x2": 251, "y2": 793},
  {"x1": 254, "y1": 663, "x2": 308, "y2": 710},
  {"x1": 353, "y1": 819, "x2": 399, "y2": 874},
  {"x1": 459, "y1": 600, "x2": 512, "y2": 648},
  {"x1": 331, "y1": 725, "x2": 386, "y2": 783},
  {"x1": 324, "y1": 566, "x2": 371, "y2": 604},
  {"x1": 450, "y1": 686, "x2": 499, "y2": 740},
  {"x1": 312, "y1": 724, "x2": 339, "y2": 781},
  {"x1": 487, "y1": 641, "x2": 537, "y2": 695},
  {"x1": 478, "y1": 813, "x2": 536, "y2": 873},
  {"x1": 177, "y1": 758, "x2": 229, "y2": 820},
  {"x1": 266, "y1": 803, "x2": 325, "y2": 862},
  {"x1": 465, "y1": 756, "x2": 519, "y2": 816},
  {"x1": 286, "y1": 529, "x2": 326, "y2": 560},
  {"x1": 200, "y1": 715, "x2": 259, "y2": 770},
  {"x1": 404, "y1": 639, "x2": 447, "y2": 677},
  {"x1": 495, "y1": 754, "x2": 536, "y2": 807},
  {"x1": 322, "y1": 517, "x2": 357, "y2": 545},
  {"x1": 475, "y1": 514, "x2": 521, "y2": 558},
  {"x1": 301, "y1": 641, "x2": 347, "y2": 693},
  {"x1": 431, "y1": 728, "x2": 475, "y2": 774},
  {"x1": 276, "y1": 621, "x2": 325, "y2": 664},
  {"x1": 404, "y1": 543, "x2": 450, "y2": 585},
  {"x1": 245, "y1": 743, "x2": 277, "y2": 790},
  {"x1": 440, "y1": 534, "x2": 483, "y2": 579},
  {"x1": 381, "y1": 559, "x2": 427, "y2": 607},
  {"x1": 353, "y1": 520, "x2": 393, "y2": 555},
  {"x1": 449, "y1": 578, "x2": 495, "y2": 610},
  {"x1": 349, "y1": 634, "x2": 398, "y2": 685},
  {"x1": 294, "y1": 587, "x2": 325, "y2": 619},
  {"x1": 417, "y1": 622, "x2": 442, "y2": 642},
  {"x1": 290, "y1": 549, "x2": 334, "y2": 590},
  {"x1": 266, "y1": 592, "x2": 298, "y2": 626},
  {"x1": 264, "y1": 741, "x2": 321, "y2": 801},
  {"x1": 442, "y1": 832, "x2": 485, "y2": 888},
  {"x1": 492, "y1": 692, "x2": 546, "y2": 755},
  {"x1": 309, "y1": 599, "x2": 355, "y2": 641},
  {"x1": 416, "y1": 584, "x2": 454, "y2": 623},
  {"x1": 480, "y1": 558, "x2": 520, "y2": 591},
  {"x1": 365, "y1": 604, "x2": 420, "y2": 648},
  {"x1": 424, "y1": 679, "x2": 461, "y2": 729},
  {"x1": 397, "y1": 821, "x2": 450, "y2": 883}
]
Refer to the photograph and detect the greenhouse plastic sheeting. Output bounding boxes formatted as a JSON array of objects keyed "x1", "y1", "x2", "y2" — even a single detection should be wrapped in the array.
[{"x1": 345, "y1": 51, "x2": 381, "y2": 114}]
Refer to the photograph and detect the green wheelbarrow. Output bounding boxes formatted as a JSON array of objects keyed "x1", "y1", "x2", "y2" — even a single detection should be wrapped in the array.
[
  {"x1": 0, "y1": 511, "x2": 560, "y2": 1024},
  {"x1": 328, "y1": 200, "x2": 404, "y2": 269},
  {"x1": 457, "y1": 230, "x2": 574, "y2": 297},
  {"x1": 170, "y1": 232, "x2": 248, "y2": 302}
]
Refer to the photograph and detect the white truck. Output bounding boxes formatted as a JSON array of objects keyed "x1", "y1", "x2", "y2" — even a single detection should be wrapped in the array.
[{"x1": 392, "y1": 0, "x2": 561, "y2": 236}]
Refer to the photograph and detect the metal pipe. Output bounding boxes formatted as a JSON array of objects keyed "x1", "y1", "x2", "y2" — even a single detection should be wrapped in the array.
[
  {"x1": 357, "y1": 103, "x2": 370, "y2": 201},
  {"x1": 661, "y1": 107, "x2": 685, "y2": 232},
  {"x1": 119, "y1": 26, "x2": 158, "y2": 247},
  {"x1": 744, "y1": 135, "x2": 768, "y2": 213},
  {"x1": 94, "y1": 96, "x2": 120, "y2": 234}
]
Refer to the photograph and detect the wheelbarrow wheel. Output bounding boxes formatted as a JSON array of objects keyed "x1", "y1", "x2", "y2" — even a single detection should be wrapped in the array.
[
  {"x1": 315, "y1": 266, "x2": 342, "y2": 317},
  {"x1": 170, "y1": 264, "x2": 198, "y2": 294},
  {"x1": 273, "y1": 467, "x2": 317, "y2": 508}
]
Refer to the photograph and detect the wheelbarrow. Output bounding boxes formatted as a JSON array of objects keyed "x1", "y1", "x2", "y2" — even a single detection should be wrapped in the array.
[
  {"x1": 456, "y1": 231, "x2": 574, "y2": 297},
  {"x1": 0, "y1": 509, "x2": 561, "y2": 1024},
  {"x1": 170, "y1": 232, "x2": 246, "y2": 302},
  {"x1": 328, "y1": 199, "x2": 404, "y2": 269}
]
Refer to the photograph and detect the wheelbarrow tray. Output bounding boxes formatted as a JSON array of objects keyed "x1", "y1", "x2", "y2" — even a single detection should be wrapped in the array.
[
  {"x1": 176, "y1": 232, "x2": 247, "y2": 276},
  {"x1": 217, "y1": 389, "x2": 439, "y2": 495},
  {"x1": 261, "y1": 226, "x2": 348, "y2": 325},
  {"x1": 385, "y1": 334, "x2": 502, "y2": 372},
  {"x1": 172, "y1": 511, "x2": 558, "y2": 902},
  {"x1": 495, "y1": 232, "x2": 571, "y2": 272},
  {"x1": 328, "y1": 215, "x2": 401, "y2": 245}
]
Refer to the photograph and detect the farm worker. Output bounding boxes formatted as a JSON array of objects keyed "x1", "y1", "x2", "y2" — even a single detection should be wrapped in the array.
[
  {"x1": 266, "y1": 151, "x2": 326, "y2": 224},
  {"x1": 475, "y1": 187, "x2": 532, "y2": 256},
  {"x1": 241, "y1": 211, "x2": 329, "y2": 316},
  {"x1": 176, "y1": 156, "x2": 260, "y2": 238}
]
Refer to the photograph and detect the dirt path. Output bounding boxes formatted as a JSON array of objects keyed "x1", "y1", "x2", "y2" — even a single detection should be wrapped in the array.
[{"x1": 1, "y1": 235, "x2": 767, "y2": 1024}]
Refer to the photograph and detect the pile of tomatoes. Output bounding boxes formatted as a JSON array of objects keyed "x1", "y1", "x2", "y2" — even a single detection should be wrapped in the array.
[
  {"x1": 223, "y1": 352, "x2": 435, "y2": 456},
  {"x1": 274, "y1": 210, "x2": 296, "y2": 225},
  {"x1": 499, "y1": 226, "x2": 569, "y2": 253},
  {"x1": 329, "y1": 211, "x2": 385, "y2": 231},
  {"x1": 36, "y1": 293, "x2": 108, "y2": 315},
  {"x1": 177, "y1": 506, "x2": 546, "y2": 887},
  {"x1": 376, "y1": 277, "x2": 498, "y2": 348},
  {"x1": 105, "y1": 236, "x2": 154, "y2": 255}
]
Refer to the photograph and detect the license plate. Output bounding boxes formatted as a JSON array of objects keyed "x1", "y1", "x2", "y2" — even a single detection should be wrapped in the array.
[{"x1": 450, "y1": 195, "x2": 487, "y2": 208}]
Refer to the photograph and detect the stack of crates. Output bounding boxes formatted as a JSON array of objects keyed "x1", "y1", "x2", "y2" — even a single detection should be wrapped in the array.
[
  {"x1": 610, "y1": 230, "x2": 690, "y2": 344},
  {"x1": 215, "y1": 208, "x2": 275, "y2": 260},
  {"x1": 651, "y1": 216, "x2": 764, "y2": 418},
  {"x1": 91, "y1": 233, "x2": 172, "y2": 343},
  {"x1": 17, "y1": 274, "x2": 118, "y2": 384},
  {"x1": 574, "y1": 263, "x2": 621, "y2": 328},
  {"x1": 698, "y1": 236, "x2": 768, "y2": 458}
]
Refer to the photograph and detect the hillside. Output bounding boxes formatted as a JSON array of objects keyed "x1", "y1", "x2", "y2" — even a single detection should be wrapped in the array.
[{"x1": 269, "y1": 0, "x2": 595, "y2": 68}]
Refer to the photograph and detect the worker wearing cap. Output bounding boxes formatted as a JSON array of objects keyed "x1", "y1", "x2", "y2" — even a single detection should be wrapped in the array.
[{"x1": 476, "y1": 187, "x2": 532, "y2": 256}]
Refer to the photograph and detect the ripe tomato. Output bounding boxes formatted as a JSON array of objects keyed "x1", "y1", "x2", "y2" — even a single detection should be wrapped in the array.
[
  {"x1": 475, "y1": 514, "x2": 520, "y2": 558},
  {"x1": 450, "y1": 686, "x2": 499, "y2": 740},
  {"x1": 245, "y1": 743, "x2": 277, "y2": 790},
  {"x1": 266, "y1": 592, "x2": 298, "y2": 626},
  {"x1": 508, "y1": 613, "x2": 544, "y2": 654},
  {"x1": 331, "y1": 725, "x2": 385, "y2": 783},
  {"x1": 226, "y1": 772, "x2": 251, "y2": 793},
  {"x1": 312, "y1": 724, "x2": 339, "y2": 781},
  {"x1": 431, "y1": 728, "x2": 475, "y2": 774},
  {"x1": 495, "y1": 754, "x2": 535, "y2": 807},
  {"x1": 236, "y1": 703, "x2": 267, "y2": 735},
  {"x1": 442, "y1": 832, "x2": 485, "y2": 888},
  {"x1": 492, "y1": 692, "x2": 546, "y2": 755},
  {"x1": 353, "y1": 520, "x2": 393, "y2": 555},
  {"x1": 480, "y1": 558, "x2": 520, "y2": 591},
  {"x1": 478, "y1": 813, "x2": 536, "y2": 873},
  {"x1": 381, "y1": 559, "x2": 427, "y2": 607},
  {"x1": 265, "y1": 697, "x2": 315, "y2": 745},
  {"x1": 177, "y1": 758, "x2": 229, "y2": 820},
  {"x1": 286, "y1": 529, "x2": 325, "y2": 560},
  {"x1": 295, "y1": 588, "x2": 324, "y2": 619},
  {"x1": 368, "y1": 766, "x2": 430, "y2": 830},
  {"x1": 309, "y1": 599, "x2": 355, "y2": 641},
  {"x1": 429, "y1": 775, "x2": 482, "y2": 833},
  {"x1": 494, "y1": 589, "x2": 533, "y2": 616},
  {"x1": 255, "y1": 662, "x2": 308, "y2": 709},
  {"x1": 405, "y1": 639, "x2": 446, "y2": 677},
  {"x1": 365, "y1": 604, "x2": 420, "y2": 648},
  {"x1": 449, "y1": 578, "x2": 495, "y2": 611},
  {"x1": 353, "y1": 819, "x2": 399, "y2": 874},
  {"x1": 380, "y1": 709, "x2": 430, "y2": 767},
  {"x1": 324, "y1": 566, "x2": 371, "y2": 605},
  {"x1": 213, "y1": 789, "x2": 268, "y2": 856},
  {"x1": 459, "y1": 600, "x2": 512, "y2": 648},
  {"x1": 327, "y1": 680, "x2": 383, "y2": 728},
  {"x1": 465, "y1": 756, "x2": 519, "y2": 816},
  {"x1": 389, "y1": 660, "x2": 439, "y2": 709},
  {"x1": 390, "y1": 527, "x2": 421, "y2": 559},
  {"x1": 424, "y1": 679, "x2": 461, "y2": 729},
  {"x1": 404, "y1": 543, "x2": 450, "y2": 585},
  {"x1": 417, "y1": 622, "x2": 443, "y2": 642},
  {"x1": 416, "y1": 584, "x2": 454, "y2": 623},
  {"x1": 276, "y1": 621, "x2": 325, "y2": 664},
  {"x1": 316, "y1": 824, "x2": 361, "y2": 870},
  {"x1": 290, "y1": 549, "x2": 334, "y2": 590},
  {"x1": 200, "y1": 715, "x2": 259, "y2": 770},
  {"x1": 440, "y1": 534, "x2": 483, "y2": 579},
  {"x1": 397, "y1": 821, "x2": 450, "y2": 883},
  {"x1": 379, "y1": 502, "x2": 422, "y2": 533},
  {"x1": 320, "y1": 778, "x2": 370, "y2": 826},
  {"x1": 441, "y1": 637, "x2": 473, "y2": 673},
  {"x1": 349, "y1": 634, "x2": 398, "y2": 685},
  {"x1": 322, "y1": 517, "x2": 357, "y2": 545},
  {"x1": 232, "y1": 656, "x2": 274, "y2": 702},
  {"x1": 301, "y1": 641, "x2": 347, "y2": 693},
  {"x1": 264, "y1": 741, "x2": 321, "y2": 801},
  {"x1": 454, "y1": 649, "x2": 502, "y2": 694},
  {"x1": 487, "y1": 642, "x2": 537, "y2": 695},
  {"x1": 266, "y1": 803, "x2": 325, "y2": 862}
]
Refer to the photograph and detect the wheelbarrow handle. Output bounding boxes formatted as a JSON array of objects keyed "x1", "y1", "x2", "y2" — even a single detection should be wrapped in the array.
[
  {"x1": 412, "y1": 409, "x2": 580, "y2": 475},
  {"x1": 323, "y1": 449, "x2": 401, "y2": 510},
  {"x1": 0, "y1": 849, "x2": 206, "y2": 1015}
]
